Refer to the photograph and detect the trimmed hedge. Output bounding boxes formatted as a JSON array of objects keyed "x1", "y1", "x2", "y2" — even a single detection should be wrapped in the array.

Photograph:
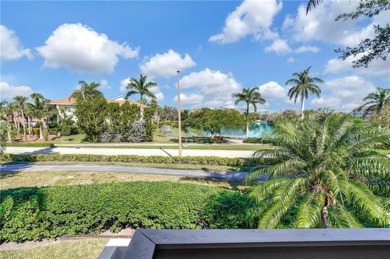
[
  {"x1": 7, "y1": 143, "x2": 54, "y2": 148},
  {"x1": 0, "y1": 153, "x2": 265, "y2": 167},
  {"x1": 0, "y1": 182, "x2": 254, "y2": 243},
  {"x1": 243, "y1": 137, "x2": 263, "y2": 144}
]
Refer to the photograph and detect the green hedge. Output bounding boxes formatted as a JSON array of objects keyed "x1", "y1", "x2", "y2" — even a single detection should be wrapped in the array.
[
  {"x1": 0, "y1": 153, "x2": 265, "y2": 167},
  {"x1": 7, "y1": 143, "x2": 54, "y2": 148},
  {"x1": 0, "y1": 182, "x2": 254, "y2": 243},
  {"x1": 243, "y1": 137, "x2": 263, "y2": 144}
]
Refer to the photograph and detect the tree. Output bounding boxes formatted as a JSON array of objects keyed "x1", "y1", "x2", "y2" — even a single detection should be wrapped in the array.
[
  {"x1": 0, "y1": 101, "x2": 13, "y2": 143},
  {"x1": 232, "y1": 87, "x2": 266, "y2": 138},
  {"x1": 28, "y1": 93, "x2": 49, "y2": 140},
  {"x1": 125, "y1": 74, "x2": 157, "y2": 104},
  {"x1": 357, "y1": 87, "x2": 390, "y2": 117},
  {"x1": 307, "y1": 0, "x2": 390, "y2": 68},
  {"x1": 13, "y1": 96, "x2": 28, "y2": 142},
  {"x1": 184, "y1": 108, "x2": 246, "y2": 138},
  {"x1": 70, "y1": 80, "x2": 104, "y2": 102},
  {"x1": 248, "y1": 112, "x2": 390, "y2": 229},
  {"x1": 286, "y1": 66, "x2": 323, "y2": 120}
]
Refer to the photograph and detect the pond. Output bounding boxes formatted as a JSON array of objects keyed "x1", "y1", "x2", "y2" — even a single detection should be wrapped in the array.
[{"x1": 203, "y1": 122, "x2": 274, "y2": 139}]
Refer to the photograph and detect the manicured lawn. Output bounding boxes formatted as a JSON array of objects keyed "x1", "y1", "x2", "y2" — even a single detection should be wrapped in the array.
[
  {"x1": 51, "y1": 134, "x2": 86, "y2": 144},
  {"x1": 0, "y1": 171, "x2": 239, "y2": 190},
  {"x1": 0, "y1": 239, "x2": 109, "y2": 259}
]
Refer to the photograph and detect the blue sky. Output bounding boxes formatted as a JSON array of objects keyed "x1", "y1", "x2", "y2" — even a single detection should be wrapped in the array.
[{"x1": 1, "y1": 0, "x2": 389, "y2": 112}]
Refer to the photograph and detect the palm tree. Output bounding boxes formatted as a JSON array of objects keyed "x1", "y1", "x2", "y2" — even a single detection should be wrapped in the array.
[
  {"x1": 306, "y1": 0, "x2": 322, "y2": 13},
  {"x1": 247, "y1": 112, "x2": 390, "y2": 229},
  {"x1": 357, "y1": 87, "x2": 390, "y2": 118},
  {"x1": 0, "y1": 101, "x2": 13, "y2": 143},
  {"x1": 232, "y1": 87, "x2": 266, "y2": 138},
  {"x1": 286, "y1": 66, "x2": 323, "y2": 120},
  {"x1": 125, "y1": 74, "x2": 157, "y2": 104},
  {"x1": 70, "y1": 80, "x2": 104, "y2": 102},
  {"x1": 13, "y1": 96, "x2": 28, "y2": 142},
  {"x1": 28, "y1": 93, "x2": 49, "y2": 140}
]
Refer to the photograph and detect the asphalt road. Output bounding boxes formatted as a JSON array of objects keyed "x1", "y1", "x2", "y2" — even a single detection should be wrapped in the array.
[
  {"x1": 5, "y1": 147, "x2": 255, "y2": 158},
  {"x1": 0, "y1": 163, "x2": 251, "y2": 181}
]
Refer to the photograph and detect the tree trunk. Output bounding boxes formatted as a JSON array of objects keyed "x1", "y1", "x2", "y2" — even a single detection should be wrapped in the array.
[
  {"x1": 321, "y1": 206, "x2": 331, "y2": 228},
  {"x1": 7, "y1": 124, "x2": 12, "y2": 143},
  {"x1": 300, "y1": 100, "x2": 305, "y2": 120},
  {"x1": 28, "y1": 116, "x2": 32, "y2": 136},
  {"x1": 246, "y1": 123, "x2": 249, "y2": 139},
  {"x1": 39, "y1": 123, "x2": 43, "y2": 140},
  {"x1": 21, "y1": 110, "x2": 27, "y2": 142}
]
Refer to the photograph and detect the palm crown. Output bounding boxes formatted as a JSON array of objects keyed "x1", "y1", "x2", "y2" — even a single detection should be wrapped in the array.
[
  {"x1": 232, "y1": 87, "x2": 266, "y2": 118},
  {"x1": 70, "y1": 80, "x2": 104, "y2": 102},
  {"x1": 248, "y1": 112, "x2": 390, "y2": 229},
  {"x1": 125, "y1": 74, "x2": 157, "y2": 104},
  {"x1": 357, "y1": 87, "x2": 390, "y2": 118},
  {"x1": 286, "y1": 66, "x2": 323, "y2": 119}
]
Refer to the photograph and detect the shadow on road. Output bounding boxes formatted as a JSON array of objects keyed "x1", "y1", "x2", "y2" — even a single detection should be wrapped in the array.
[
  {"x1": 0, "y1": 161, "x2": 36, "y2": 183},
  {"x1": 20, "y1": 147, "x2": 57, "y2": 155}
]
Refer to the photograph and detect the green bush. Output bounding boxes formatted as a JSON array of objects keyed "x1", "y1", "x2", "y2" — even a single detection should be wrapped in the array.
[
  {"x1": 0, "y1": 182, "x2": 250, "y2": 243},
  {"x1": 7, "y1": 143, "x2": 54, "y2": 148},
  {"x1": 243, "y1": 137, "x2": 263, "y2": 144},
  {"x1": 0, "y1": 153, "x2": 264, "y2": 167}
]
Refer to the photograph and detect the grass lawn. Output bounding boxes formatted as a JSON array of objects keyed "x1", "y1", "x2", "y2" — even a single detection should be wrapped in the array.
[
  {"x1": 51, "y1": 134, "x2": 86, "y2": 144},
  {"x1": 0, "y1": 239, "x2": 109, "y2": 259},
  {"x1": 0, "y1": 170, "x2": 241, "y2": 190}
]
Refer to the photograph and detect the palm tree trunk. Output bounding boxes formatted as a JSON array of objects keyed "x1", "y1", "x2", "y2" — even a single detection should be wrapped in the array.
[
  {"x1": 246, "y1": 123, "x2": 249, "y2": 138},
  {"x1": 39, "y1": 121, "x2": 44, "y2": 140},
  {"x1": 300, "y1": 100, "x2": 305, "y2": 120},
  {"x1": 7, "y1": 124, "x2": 12, "y2": 143},
  {"x1": 28, "y1": 116, "x2": 32, "y2": 136},
  {"x1": 21, "y1": 110, "x2": 27, "y2": 142},
  {"x1": 246, "y1": 103, "x2": 250, "y2": 138},
  {"x1": 321, "y1": 206, "x2": 331, "y2": 228}
]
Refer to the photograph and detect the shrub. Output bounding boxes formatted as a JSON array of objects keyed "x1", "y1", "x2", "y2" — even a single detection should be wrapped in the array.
[
  {"x1": 0, "y1": 153, "x2": 264, "y2": 167},
  {"x1": 6, "y1": 143, "x2": 54, "y2": 148},
  {"x1": 243, "y1": 137, "x2": 263, "y2": 144},
  {"x1": 0, "y1": 182, "x2": 249, "y2": 243}
]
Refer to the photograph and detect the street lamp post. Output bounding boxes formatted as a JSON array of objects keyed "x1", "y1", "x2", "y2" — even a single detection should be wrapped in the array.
[{"x1": 177, "y1": 70, "x2": 182, "y2": 157}]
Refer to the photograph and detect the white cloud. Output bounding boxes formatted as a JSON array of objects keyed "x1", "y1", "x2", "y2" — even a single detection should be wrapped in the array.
[
  {"x1": 294, "y1": 45, "x2": 320, "y2": 53},
  {"x1": 99, "y1": 80, "x2": 111, "y2": 89},
  {"x1": 265, "y1": 39, "x2": 291, "y2": 54},
  {"x1": 258, "y1": 81, "x2": 287, "y2": 99},
  {"x1": 150, "y1": 86, "x2": 164, "y2": 101},
  {"x1": 119, "y1": 78, "x2": 130, "y2": 92},
  {"x1": 140, "y1": 49, "x2": 196, "y2": 78},
  {"x1": 287, "y1": 56, "x2": 295, "y2": 63},
  {"x1": 0, "y1": 25, "x2": 32, "y2": 62},
  {"x1": 311, "y1": 75, "x2": 376, "y2": 111},
  {"x1": 36, "y1": 23, "x2": 139, "y2": 74},
  {"x1": 178, "y1": 68, "x2": 241, "y2": 108},
  {"x1": 324, "y1": 54, "x2": 390, "y2": 78},
  {"x1": 174, "y1": 93, "x2": 204, "y2": 105},
  {"x1": 0, "y1": 82, "x2": 33, "y2": 100},
  {"x1": 209, "y1": 0, "x2": 283, "y2": 44}
]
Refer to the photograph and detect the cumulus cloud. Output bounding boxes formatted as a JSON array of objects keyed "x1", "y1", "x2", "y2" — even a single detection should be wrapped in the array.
[
  {"x1": 294, "y1": 45, "x2": 320, "y2": 53},
  {"x1": 324, "y1": 54, "x2": 390, "y2": 78},
  {"x1": 287, "y1": 56, "x2": 295, "y2": 63},
  {"x1": 265, "y1": 39, "x2": 291, "y2": 54},
  {"x1": 140, "y1": 49, "x2": 196, "y2": 78},
  {"x1": 0, "y1": 25, "x2": 32, "y2": 62},
  {"x1": 258, "y1": 81, "x2": 287, "y2": 99},
  {"x1": 177, "y1": 68, "x2": 241, "y2": 108},
  {"x1": 36, "y1": 23, "x2": 139, "y2": 74},
  {"x1": 0, "y1": 82, "x2": 34, "y2": 100},
  {"x1": 209, "y1": 0, "x2": 282, "y2": 44},
  {"x1": 99, "y1": 79, "x2": 111, "y2": 89},
  {"x1": 311, "y1": 75, "x2": 375, "y2": 111}
]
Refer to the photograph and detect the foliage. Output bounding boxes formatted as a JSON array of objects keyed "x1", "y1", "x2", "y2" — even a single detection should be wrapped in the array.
[
  {"x1": 0, "y1": 153, "x2": 264, "y2": 167},
  {"x1": 0, "y1": 123, "x2": 7, "y2": 155},
  {"x1": 201, "y1": 191, "x2": 257, "y2": 229},
  {"x1": 286, "y1": 66, "x2": 323, "y2": 119},
  {"x1": 6, "y1": 142, "x2": 55, "y2": 147},
  {"x1": 75, "y1": 98, "x2": 108, "y2": 142},
  {"x1": 232, "y1": 87, "x2": 266, "y2": 118},
  {"x1": 356, "y1": 87, "x2": 390, "y2": 120},
  {"x1": 248, "y1": 112, "x2": 390, "y2": 229},
  {"x1": 243, "y1": 137, "x2": 263, "y2": 144},
  {"x1": 27, "y1": 93, "x2": 50, "y2": 140},
  {"x1": 0, "y1": 182, "x2": 243, "y2": 242},
  {"x1": 60, "y1": 118, "x2": 76, "y2": 136},
  {"x1": 125, "y1": 74, "x2": 157, "y2": 104},
  {"x1": 70, "y1": 80, "x2": 104, "y2": 102},
  {"x1": 158, "y1": 105, "x2": 178, "y2": 122},
  {"x1": 184, "y1": 108, "x2": 246, "y2": 137}
]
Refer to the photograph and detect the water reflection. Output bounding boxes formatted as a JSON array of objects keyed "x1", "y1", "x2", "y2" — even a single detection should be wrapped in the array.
[{"x1": 203, "y1": 122, "x2": 273, "y2": 138}]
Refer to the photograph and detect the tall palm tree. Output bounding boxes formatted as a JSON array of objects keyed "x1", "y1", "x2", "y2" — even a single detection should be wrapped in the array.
[
  {"x1": 357, "y1": 87, "x2": 390, "y2": 118},
  {"x1": 28, "y1": 93, "x2": 49, "y2": 140},
  {"x1": 125, "y1": 74, "x2": 157, "y2": 104},
  {"x1": 286, "y1": 66, "x2": 323, "y2": 120},
  {"x1": 13, "y1": 96, "x2": 28, "y2": 142},
  {"x1": 232, "y1": 87, "x2": 266, "y2": 138},
  {"x1": 70, "y1": 80, "x2": 104, "y2": 102},
  {"x1": 306, "y1": 0, "x2": 322, "y2": 13},
  {"x1": 0, "y1": 101, "x2": 13, "y2": 143},
  {"x1": 247, "y1": 112, "x2": 390, "y2": 229}
]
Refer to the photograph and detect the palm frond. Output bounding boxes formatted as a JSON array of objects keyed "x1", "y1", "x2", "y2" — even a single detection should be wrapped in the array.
[{"x1": 295, "y1": 192, "x2": 324, "y2": 228}]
